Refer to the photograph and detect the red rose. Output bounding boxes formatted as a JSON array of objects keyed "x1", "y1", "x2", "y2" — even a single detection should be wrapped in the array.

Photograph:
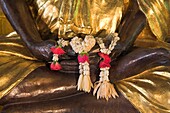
[
  {"x1": 98, "y1": 52, "x2": 111, "y2": 63},
  {"x1": 50, "y1": 62, "x2": 62, "y2": 70},
  {"x1": 78, "y1": 55, "x2": 89, "y2": 63},
  {"x1": 50, "y1": 47, "x2": 65, "y2": 55},
  {"x1": 99, "y1": 61, "x2": 111, "y2": 68}
]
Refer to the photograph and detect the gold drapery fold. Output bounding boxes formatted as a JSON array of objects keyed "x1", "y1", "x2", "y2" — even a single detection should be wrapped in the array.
[
  {"x1": 0, "y1": 35, "x2": 36, "y2": 60},
  {"x1": 0, "y1": 35, "x2": 44, "y2": 99},
  {"x1": 32, "y1": 0, "x2": 124, "y2": 38},
  {"x1": 116, "y1": 66, "x2": 170, "y2": 113},
  {"x1": 137, "y1": 0, "x2": 170, "y2": 41}
]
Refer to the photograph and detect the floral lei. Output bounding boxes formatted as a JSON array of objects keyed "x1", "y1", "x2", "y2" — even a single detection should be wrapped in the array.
[{"x1": 50, "y1": 33, "x2": 120, "y2": 100}]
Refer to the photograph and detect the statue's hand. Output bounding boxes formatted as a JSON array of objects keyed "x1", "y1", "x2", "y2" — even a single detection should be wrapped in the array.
[
  {"x1": 59, "y1": 34, "x2": 124, "y2": 73},
  {"x1": 60, "y1": 45, "x2": 101, "y2": 73},
  {"x1": 59, "y1": 45, "x2": 77, "y2": 60},
  {"x1": 30, "y1": 40, "x2": 56, "y2": 61}
]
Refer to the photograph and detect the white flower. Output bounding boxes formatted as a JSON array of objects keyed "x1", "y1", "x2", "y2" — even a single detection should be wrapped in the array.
[
  {"x1": 57, "y1": 38, "x2": 69, "y2": 47},
  {"x1": 52, "y1": 54, "x2": 59, "y2": 61}
]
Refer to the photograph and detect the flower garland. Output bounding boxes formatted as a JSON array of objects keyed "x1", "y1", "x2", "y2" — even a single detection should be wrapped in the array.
[
  {"x1": 70, "y1": 35, "x2": 96, "y2": 92},
  {"x1": 49, "y1": 34, "x2": 120, "y2": 101},
  {"x1": 93, "y1": 33, "x2": 120, "y2": 100},
  {"x1": 50, "y1": 38, "x2": 69, "y2": 70}
]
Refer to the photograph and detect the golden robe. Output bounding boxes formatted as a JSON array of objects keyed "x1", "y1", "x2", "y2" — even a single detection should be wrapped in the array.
[{"x1": 0, "y1": 0, "x2": 170, "y2": 112}]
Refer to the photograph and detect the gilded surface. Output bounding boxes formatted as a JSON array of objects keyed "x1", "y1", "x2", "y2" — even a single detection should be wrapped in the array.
[
  {"x1": 137, "y1": 0, "x2": 170, "y2": 41},
  {"x1": 117, "y1": 66, "x2": 170, "y2": 113},
  {"x1": 0, "y1": 35, "x2": 44, "y2": 98},
  {"x1": 0, "y1": 9, "x2": 13, "y2": 35},
  {"x1": 0, "y1": 0, "x2": 169, "y2": 113},
  {"x1": 31, "y1": 0, "x2": 124, "y2": 39},
  {"x1": 29, "y1": 0, "x2": 170, "y2": 41}
]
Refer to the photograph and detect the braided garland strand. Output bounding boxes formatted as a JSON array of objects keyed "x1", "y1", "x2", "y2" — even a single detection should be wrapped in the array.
[{"x1": 93, "y1": 33, "x2": 120, "y2": 100}]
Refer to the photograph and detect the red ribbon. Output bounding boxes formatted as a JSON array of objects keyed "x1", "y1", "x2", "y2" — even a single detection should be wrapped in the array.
[
  {"x1": 50, "y1": 62, "x2": 62, "y2": 70},
  {"x1": 78, "y1": 54, "x2": 89, "y2": 63},
  {"x1": 98, "y1": 52, "x2": 111, "y2": 68},
  {"x1": 50, "y1": 47, "x2": 66, "y2": 55}
]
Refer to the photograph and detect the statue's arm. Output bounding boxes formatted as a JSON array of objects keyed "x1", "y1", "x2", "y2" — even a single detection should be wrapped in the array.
[
  {"x1": 0, "y1": 0, "x2": 55, "y2": 61},
  {"x1": 0, "y1": 0, "x2": 42, "y2": 46},
  {"x1": 111, "y1": 1, "x2": 146, "y2": 60}
]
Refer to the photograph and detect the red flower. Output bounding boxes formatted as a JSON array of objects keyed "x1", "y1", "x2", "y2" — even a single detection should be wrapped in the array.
[
  {"x1": 98, "y1": 52, "x2": 111, "y2": 63},
  {"x1": 50, "y1": 62, "x2": 62, "y2": 70},
  {"x1": 50, "y1": 47, "x2": 65, "y2": 55},
  {"x1": 99, "y1": 61, "x2": 111, "y2": 68},
  {"x1": 78, "y1": 55, "x2": 89, "y2": 63}
]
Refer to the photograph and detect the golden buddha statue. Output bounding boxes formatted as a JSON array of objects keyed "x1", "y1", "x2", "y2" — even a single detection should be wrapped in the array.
[{"x1": 0, "y1": 0, "x2": 169, "y2": 112}]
